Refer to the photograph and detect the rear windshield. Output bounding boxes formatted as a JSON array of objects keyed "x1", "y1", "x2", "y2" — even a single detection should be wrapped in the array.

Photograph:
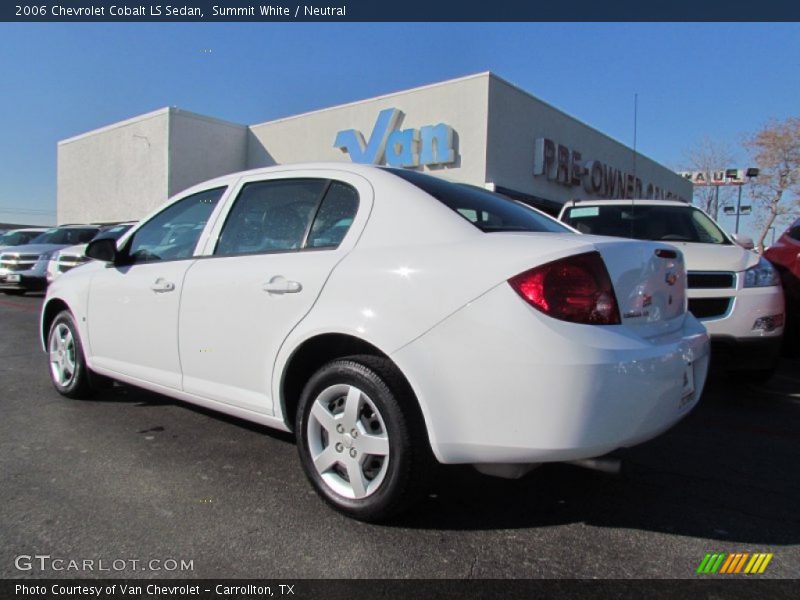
[
  {"x1": 563, "y1": 204, "x2": 731, "y2": 245},
  {"x1": 30, "y1": 227, "x2": 100, "y2": 245},
  {"x1": 387, "y1": 168, "x2": 570, "y2": 234}
]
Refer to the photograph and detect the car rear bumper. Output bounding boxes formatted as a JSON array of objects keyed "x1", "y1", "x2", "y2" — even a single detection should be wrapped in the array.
[{"x1": 394, "y1": 283, "x2": 710, "y2": 465}]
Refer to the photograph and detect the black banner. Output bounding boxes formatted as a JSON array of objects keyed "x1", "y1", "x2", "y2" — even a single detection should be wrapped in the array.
[
  {"x1": 3, "y1": 0, "x2": 800, "y2": 22},
  {"x1": 3, "y1": 579, "x2": 800, "y2": 600}
]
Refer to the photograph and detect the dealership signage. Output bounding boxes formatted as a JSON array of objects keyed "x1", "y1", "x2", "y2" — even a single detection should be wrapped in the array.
[
  {"x1": 677, "y1": 170, "x2": 747, "y2": 186},
  {"x1": 334, "y1": 108, "x2": 456, "y2": 168},
  {"x1": 534, "y1": 138, "x2": 683, "y2": 200}
]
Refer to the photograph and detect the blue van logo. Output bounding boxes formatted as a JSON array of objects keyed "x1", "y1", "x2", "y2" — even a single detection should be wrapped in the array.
[{"x1": 334, "y1": 108, "x2": 456, "y2": 168}]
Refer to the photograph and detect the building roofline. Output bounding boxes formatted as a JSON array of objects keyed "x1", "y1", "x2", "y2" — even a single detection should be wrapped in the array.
[
  {"x1": 250, "y1": 71, "x2": 492, "y2": 129},
  {"x1": 487, "y1": 73, "x2": 676, "y2": 175},
  {"x1": 59, "y1": 107, "x2": 245, "y2": 146}
]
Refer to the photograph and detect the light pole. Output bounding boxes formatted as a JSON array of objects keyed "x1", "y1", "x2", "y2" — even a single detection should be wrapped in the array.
[{"x1": 724, "y1": 167, "x2": 759, "y2": 234}]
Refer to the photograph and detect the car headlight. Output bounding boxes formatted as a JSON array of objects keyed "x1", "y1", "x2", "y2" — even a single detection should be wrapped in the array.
[{"x1": 743, "y1": 257, "x2": 780, "y2": 288}]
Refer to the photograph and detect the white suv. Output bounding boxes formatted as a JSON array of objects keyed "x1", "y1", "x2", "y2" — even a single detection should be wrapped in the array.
[{"x1": 559, "y1": 199, "x2": 784, "y2": 380}]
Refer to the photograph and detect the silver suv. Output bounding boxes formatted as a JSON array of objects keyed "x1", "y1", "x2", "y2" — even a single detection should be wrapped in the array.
[{"x1": 0, "y1": 225, "x2": 99, "y2": 295}]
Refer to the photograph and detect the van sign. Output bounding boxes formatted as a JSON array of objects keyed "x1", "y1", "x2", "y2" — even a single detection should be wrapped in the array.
[{"x1": 334, "y1": 108, "x2": 456, "y2": 168}]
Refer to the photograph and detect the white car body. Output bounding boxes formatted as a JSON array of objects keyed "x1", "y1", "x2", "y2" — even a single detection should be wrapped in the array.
[
  {"x1": 41, "y1": 164, "x2": 709, "y2": 516},
  {"x1": 559, "y1": 199, "x2": 785, "y2": 374}
]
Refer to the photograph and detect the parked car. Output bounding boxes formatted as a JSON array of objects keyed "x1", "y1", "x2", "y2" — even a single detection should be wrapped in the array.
[
  {"x1": 46, "y1": 223, "x2": 136, "y2": 284},
  {"x1": 0, "y1": 225, "x2": 100, "y2": 295},
  {"x1": 559, "y1": 199, "x2": 784, "y2": 380},
  {"x1": 0, "y1": 227, "x2": 49, "y2": 251},
  {"x1": 764, "y1": 218, "x2": 800, "y2": 356},
  {"x1": 42, "y1": 164, "x2": 709, "y2": 521}
]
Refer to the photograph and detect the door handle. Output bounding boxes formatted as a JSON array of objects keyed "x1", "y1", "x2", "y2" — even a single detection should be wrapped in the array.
[
  {"x1": 150, "y1": 278, "x2": 175, "y2": 293},
  {"x1": 262, "y1": 276, "x2": 302, "y2": 294}
]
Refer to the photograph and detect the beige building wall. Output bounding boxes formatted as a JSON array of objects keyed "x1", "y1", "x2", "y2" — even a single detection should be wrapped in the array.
[
  {"x1": 56, "y1": 73, "x2": 691, "y2": 224},
  {"x1": 168, "y1": 110, "x2": 247, "y2": 197},
  {"x1": 486, "y1": 75, "x2": 692, "y2": 205},
  {"x1": 247, "y1": 73, "x2": 491, "y2": 187},
  {"x1": 57, "y1": 109, "x2": 170, "y2": 224},
  {"x1": 57, "y1": 108, "x2": 247, "y2": 224}
]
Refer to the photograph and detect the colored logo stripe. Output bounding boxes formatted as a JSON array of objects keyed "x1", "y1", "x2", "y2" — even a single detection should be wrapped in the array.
[{"x1": 697, "y1": 553, "x2": 773, "y2": 574}]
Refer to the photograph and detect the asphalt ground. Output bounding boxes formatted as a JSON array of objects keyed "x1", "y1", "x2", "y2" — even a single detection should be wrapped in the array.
[{"x1": 1, "y1": 294, "x2": 798, "y2": 580}]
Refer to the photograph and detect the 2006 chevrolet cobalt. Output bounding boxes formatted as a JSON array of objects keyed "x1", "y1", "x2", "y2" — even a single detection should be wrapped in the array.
[{"x1": 41, "y1": 164, "x2": 709, "y2": 521}]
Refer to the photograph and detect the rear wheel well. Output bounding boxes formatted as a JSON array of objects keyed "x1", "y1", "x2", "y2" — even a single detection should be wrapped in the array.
[
  {"x1": 281, "y1": 334, "x2": 423, "y2": 436},
  {"x1": 41, "y1": 298, "x2": 70, "y2": 347}
]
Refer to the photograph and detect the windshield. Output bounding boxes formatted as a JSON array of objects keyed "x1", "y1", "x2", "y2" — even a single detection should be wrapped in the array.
[
  {"x1": 386, "y1": 168, "x2": 571, "y2": 234},
  {"x1": 562, "y1": 204, "x2": 731, "y2": 245},
  {"x1": 93, "y1": 224, "x2": 134, "y2": 242},
  {"x1": 0, "y1": 230, "x2": 43, "y2": 246},
  {"x1": 30, "y1": 227, "x2": 99, "y2": 245}
]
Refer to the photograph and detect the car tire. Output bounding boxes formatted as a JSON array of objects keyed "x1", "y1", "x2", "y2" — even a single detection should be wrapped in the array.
[
  {"x1": 295, "y1": 355, "x2": 433, "y2": 522},
  {"x1": 47, "y1": 310, "x2": 94, "y2": 399}
]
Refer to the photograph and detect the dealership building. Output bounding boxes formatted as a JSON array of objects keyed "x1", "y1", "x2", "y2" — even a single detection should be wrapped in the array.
[{"x1": 57, "y1": 72, "x2": 691, "y2": 224}]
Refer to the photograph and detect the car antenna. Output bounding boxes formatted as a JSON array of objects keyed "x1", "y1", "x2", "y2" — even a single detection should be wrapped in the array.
[{"x1": 630, "y1": 93, "x2": 638, "y2": 239}]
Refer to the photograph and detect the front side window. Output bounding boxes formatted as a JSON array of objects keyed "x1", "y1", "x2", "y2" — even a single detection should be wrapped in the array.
[
  {"x1": 563, "y1": 204, "x2": 731, "y2": 245},
  {"x1": 124, "y1": 187, "x2": 224, "y2": 264}
]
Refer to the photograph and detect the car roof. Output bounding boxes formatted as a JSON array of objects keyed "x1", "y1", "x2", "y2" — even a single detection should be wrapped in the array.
[
  {"x1": 174, "y1": 162, "x2": 423, "y2": 196},
  {"x1": 5, "y1": 227, "x2": 49, "y2": 233},
  {"x1": 563, "y1": 199, "x2": 692, "y2": 208}
]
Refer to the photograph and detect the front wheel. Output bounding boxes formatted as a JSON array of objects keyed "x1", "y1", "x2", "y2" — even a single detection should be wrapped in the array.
[
  {"x1": 47, "y1": 310, "x2": 93, "y2": 398},
  {"x1": 295, "y1": 356, "x2": 432, "y2": 522}
]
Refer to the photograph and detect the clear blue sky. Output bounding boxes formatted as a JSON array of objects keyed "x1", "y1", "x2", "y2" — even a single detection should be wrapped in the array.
[{"x1": 1, "y1": 22, "x2": 798, "y2": 240}]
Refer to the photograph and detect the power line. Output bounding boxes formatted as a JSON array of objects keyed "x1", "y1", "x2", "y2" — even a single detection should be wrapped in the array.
[{"x1": 0, "y1": 207, "x2": 56, "y2": 215}]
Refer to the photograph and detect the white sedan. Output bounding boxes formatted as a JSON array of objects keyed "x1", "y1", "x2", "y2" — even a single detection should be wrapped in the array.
[{"x1": 41, "y1": 163, "x2": 709, "y2": 521}]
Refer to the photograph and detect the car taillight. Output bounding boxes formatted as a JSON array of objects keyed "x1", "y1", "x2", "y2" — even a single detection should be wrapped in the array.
[{"x1": 508, "y1": 251, "x2": 621, "y2": 325}]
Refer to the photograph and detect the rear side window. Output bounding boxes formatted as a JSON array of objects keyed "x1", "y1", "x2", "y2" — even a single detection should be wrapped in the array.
[
  {"x1": 215, "y1": 179, "x2": 327, "y2": 256},
  {"x1": 307, "y1": 182, "x2": 359, "y2": 248},
  {"x1": 215, "y1": 178, "x2": 360, "y2": 256},
  {"x1": 386, "y1": 168, "x2": 569, "y2": 234}
]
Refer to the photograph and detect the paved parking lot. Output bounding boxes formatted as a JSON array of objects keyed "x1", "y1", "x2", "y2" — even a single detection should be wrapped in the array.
[{"x1": 1, "y1": 294, "x2": 798, "y2": 579}]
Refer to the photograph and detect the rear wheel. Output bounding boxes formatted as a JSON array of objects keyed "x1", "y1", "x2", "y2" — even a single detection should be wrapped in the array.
[
  {"x1": 295, "y1": 356, "x2": 432, "y2": 522},
  {"x1": 47, "y1": 310, "x2": 93, "y2": 398}
]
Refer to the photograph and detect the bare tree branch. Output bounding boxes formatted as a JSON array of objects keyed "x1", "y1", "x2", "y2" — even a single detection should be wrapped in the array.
[
  {"x1": 744, "y1": 118, "x2": 800, "y2": 252},
  {"x1": 680, "y1": 136, "x2": 738, "y2": 217}
]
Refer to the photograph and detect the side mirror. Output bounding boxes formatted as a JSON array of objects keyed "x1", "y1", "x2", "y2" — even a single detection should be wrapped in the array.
[
  {"x1": 85, "y1": 238, "x2": 118, "y2": 263},
  {"x1": 731, "y1": 233, "x2": 754, "y2": 250}
]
